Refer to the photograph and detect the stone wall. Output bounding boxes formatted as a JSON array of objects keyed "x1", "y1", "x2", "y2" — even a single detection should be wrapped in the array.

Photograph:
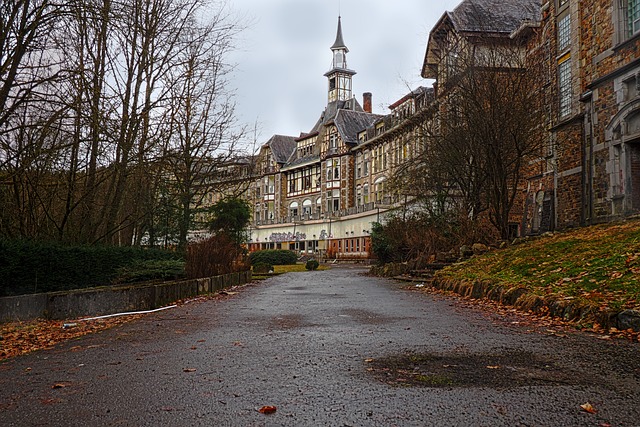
[{"x1": 0, "y1": 271, "x2": 251, "y2": 322}]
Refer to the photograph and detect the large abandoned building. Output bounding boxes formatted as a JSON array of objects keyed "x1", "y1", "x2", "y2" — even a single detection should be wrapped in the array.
[
  {"x1": 223, "y1": 0, "x2": 640, "y2": 258},
  {"x1": 246, "y1": 17, "x2": 431, "y2": 257}
]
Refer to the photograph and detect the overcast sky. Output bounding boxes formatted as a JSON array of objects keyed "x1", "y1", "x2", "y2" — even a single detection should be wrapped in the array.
[{"x1": 226, "y1": 0, "x2": 462, "y2": 148}]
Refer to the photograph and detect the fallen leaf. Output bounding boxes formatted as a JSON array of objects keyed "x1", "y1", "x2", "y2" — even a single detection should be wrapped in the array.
[
  {"x1": 258, "y1": 405, "x2": 277, "y2": 414},
  {"x1": 580, "y1": 402, "x2": 597, "y2": 414}
]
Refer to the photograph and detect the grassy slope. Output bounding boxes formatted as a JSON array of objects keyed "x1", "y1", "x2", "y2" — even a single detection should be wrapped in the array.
[{"x1": 436, "y1": 219, "x2": 640, "y2": 312}]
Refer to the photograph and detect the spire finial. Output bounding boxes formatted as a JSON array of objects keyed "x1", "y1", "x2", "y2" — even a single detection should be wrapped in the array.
[{"x1": 331, "y1": 16, "x2": 348, "y2": 52}]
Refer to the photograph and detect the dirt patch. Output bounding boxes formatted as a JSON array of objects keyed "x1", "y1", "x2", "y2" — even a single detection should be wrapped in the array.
[
  {"x1": 341, "y1": 308, "x2": 395, "y2": 325},
  {"x1": 270, "y1": 314, "x2": 306, "y2": 329},
  {"x1": 366, "y1": 350, "x2": 589, "y2": 388}
]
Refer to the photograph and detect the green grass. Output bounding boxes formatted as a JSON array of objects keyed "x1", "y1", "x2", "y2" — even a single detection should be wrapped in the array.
[
  {"x1": 436, "y1": 220, "x2": 640, "y2": 312},
  {"x1": 251, "y1": 262, "x2": 329, "y2": 279}
]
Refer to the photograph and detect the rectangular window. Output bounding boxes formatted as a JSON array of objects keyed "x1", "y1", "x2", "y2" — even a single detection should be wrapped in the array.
[
  {"x1": 557, "y1": 14, "x2": 570, "y2": 52},
  {"x1": 558, "y1": 58, "x2": 572, "y2": 118},
  {"x1": 631, "y1": 0, "x2": 640, "y2": 35},
  {"x1": 363, "y1": 151, "x2": 369, "y2": 176}
]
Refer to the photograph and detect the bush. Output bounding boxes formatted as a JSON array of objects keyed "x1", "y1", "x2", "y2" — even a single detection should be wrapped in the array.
[
  {"x1": 249, "y1": 250, "x2": 297, "y2": 266},
  {"x1": 305, "y1": 259, "x2": 320, "y2": 270},
  {"x1": 113, "y1": 260, "x2": 186, "y2": 284},
  {"x1": 252, "y1": 262, "x2": 273, "y2": 274},
  {"x1": 185, "y1": 234, "x2": 249, "y2": 279},
  {"x1": 0, "y1": 239, "x2": 182, "y2": 296}
]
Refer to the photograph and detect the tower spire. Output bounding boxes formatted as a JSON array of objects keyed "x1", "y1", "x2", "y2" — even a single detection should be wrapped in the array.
[
  {"x1": 331, "y1": 16, "x2": 348, "y2": 52},
  {"x1": 325, "y1": 16, "x2": 356, "y2": 104}
]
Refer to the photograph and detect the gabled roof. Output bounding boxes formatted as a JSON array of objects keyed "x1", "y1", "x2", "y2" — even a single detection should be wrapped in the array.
[
  {"x1": 334, "y1": 109, "x2": 383, "y2": 145},
  {"x1": 422, "y1": 0, "x2": 540, "y2": 78},
  {"x1": 263, "y1": 134, "x2": 296, "y2": 164},
  {"x1": 309, "y1": 99, "x2": 364, "y2": 134},
  {"x1": 449, "y1": 0, "x2": 539, "y2": 34}
]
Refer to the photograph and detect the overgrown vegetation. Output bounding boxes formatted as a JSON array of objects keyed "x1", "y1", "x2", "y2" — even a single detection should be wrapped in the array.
[
  {"x1": 185, "y1": 198, "x2": 251, "y2": 279},
  {"x1": 0, "y1": 240, "x2": 182, "y2": 296},
  {"x1": 249, "y1": 250, "x2": 298, "y2": 266},
  {"x1": 436, "y1": 220, "x2": 640, "y2": 312},
  {"x1": 185, "y1": 234, "x2": 249, "y2": 279},
  {"x1": 370, "y1": 211, "x2": 497, "y2": 264}
]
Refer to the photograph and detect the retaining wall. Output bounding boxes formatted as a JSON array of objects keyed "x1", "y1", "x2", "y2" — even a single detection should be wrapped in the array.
[{"x1": 0, "y1": 271, "x2": 252, "y2": 322}]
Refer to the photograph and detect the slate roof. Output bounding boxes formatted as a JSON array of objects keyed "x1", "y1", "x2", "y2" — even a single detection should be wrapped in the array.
[
  {"x1": 284, "y1": 153, "x2": 320, "y2": 169},
  {"x1": 334, "y1": 109, "x2": 384, "y2": 145},
  {"x1": 448, "y1": 0, "x2": 540, "y2": 34},
  {"x1": 388, "y1": 86, "x2": 433, "y2": 110},
  {"x1": 264, "y1": 134, "x2": 296, "y2": 164},
  {"x1": 422, "y1": 0, "x2": 540, "y2": 78},
  {"x1": 331, "y1": 16, "x2": 348, "y2": 52},
  {"x1": 309, "y1": 98, "x2": 365, "y2": 134}
]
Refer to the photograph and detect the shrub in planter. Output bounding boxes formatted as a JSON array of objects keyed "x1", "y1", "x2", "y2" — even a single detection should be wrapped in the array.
[{"x1": 305, "y1": 259, "x2": 320, "y2": 270}]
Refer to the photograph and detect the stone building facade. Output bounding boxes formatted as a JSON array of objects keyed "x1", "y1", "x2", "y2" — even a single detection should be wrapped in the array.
[
  {"x1": 227, "y1": 0, "x2": 640, "y2": 257},
  {"x1": 526, "y1": 0, "x2": 640, "y2": 230},
  {"x1": 246, "y1": 17, "x2": 431, "y2": 258}
]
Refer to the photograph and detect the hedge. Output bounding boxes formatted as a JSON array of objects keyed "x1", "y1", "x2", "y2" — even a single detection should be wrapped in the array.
[
  {"x1": 248, "y1": 249, "x2": 297, "y2": 266},
  {"x1": 0, "y1": 240, "x2": 182, "y2": 297}
]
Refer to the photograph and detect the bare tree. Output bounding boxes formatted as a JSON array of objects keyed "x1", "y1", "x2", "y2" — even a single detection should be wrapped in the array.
[
  {"x1": 392, "y1": 30, "x2": 544, "y2": 240},
  {"x1": 162, "y1": 9, "x2": 247, "y2": 248},
  {"x1": 0, "y1": 0, "x2": 247, "y2": 247}
]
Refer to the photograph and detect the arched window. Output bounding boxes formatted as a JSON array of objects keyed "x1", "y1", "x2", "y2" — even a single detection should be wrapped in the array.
[
  {"x1": 289, "y1": 201, "x2": 299, "y2": 217},
  {"x1": 302, "y1": 199, "x2": 312, "y2": 217},
  {"x1": 374, "y1": 176, "x2": 387, "y2": 202}
]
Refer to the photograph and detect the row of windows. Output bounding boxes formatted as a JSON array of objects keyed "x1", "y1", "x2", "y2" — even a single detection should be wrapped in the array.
[{"x1": 556, "y1": 1, "x2": 640, "y2": 119}]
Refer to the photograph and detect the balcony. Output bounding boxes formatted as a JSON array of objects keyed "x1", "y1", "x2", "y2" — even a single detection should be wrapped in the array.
[{"x1": 251, "y1": 197, "x2": 397, "y2": 227}]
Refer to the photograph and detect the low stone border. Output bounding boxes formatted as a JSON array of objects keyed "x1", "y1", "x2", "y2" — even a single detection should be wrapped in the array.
[
  {"x1": 0, "y1": 271, "x2": 252, "y2": 322},
  {"x1": 430, "y1": 276, "x2": 640, "y2": 332}
]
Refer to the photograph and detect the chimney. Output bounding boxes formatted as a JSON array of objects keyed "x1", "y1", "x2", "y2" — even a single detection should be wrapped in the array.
[{"x1": 363, "y1": 92, "x2": 372, "y2": 113}]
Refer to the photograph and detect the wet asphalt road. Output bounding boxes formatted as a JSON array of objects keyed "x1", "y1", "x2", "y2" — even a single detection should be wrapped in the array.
[{"x1": 1, "y1": 265, "x2": 639, "y2": 426}]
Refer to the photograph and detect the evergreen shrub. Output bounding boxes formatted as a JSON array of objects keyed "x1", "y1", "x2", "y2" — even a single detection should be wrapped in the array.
[
  {"x1": 0, "y1": 240, "x2": 182, "y2": 297},
  {"x1": 249, "y1": 250, "x2": 297, "y2": 266},
  {"x1": 305, "y1": 259, "x2": 320, "y2": 270},
  {"x1": 252, "y1": 262, "x2": 273, "y2": 274}
]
